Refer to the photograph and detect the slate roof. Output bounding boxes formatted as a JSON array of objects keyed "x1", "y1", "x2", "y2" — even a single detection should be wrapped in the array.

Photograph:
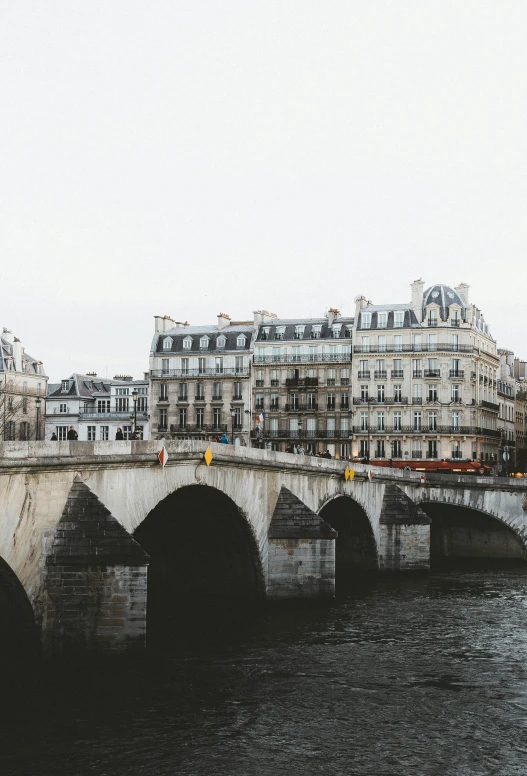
[
  {"x1": 47, "y1": 375, "x2": 148, "y2": 400},
  {"x1": 154, "y1": 325, "x2": 255, "y2": 355},
  {"x1": 422, "y1": 284, "x2": 466, "y2": 321},
  {"x1": 0, "y1": 334, "x2": 47, "y2": 375},
  {"x1": 357, "y1": 307, "x2": 420, "y2": 331},
  {"x1": 256, "y1": 317, "x2": 354, "y2": 343}
]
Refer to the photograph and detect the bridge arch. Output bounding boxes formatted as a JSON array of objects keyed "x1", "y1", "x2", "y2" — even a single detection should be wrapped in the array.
[
  {"x1": 133, "y1": 484, "x2": 266, "y2": 643},
  {"x1": 318, "y1": 494, "x2": 378, "y2": 576},
  {"x1": 0, "y1": 556, "x2": 39, "y2": 665},
  {"x1": 419, "y1": 499, "x2": 527, "y2": 563}
]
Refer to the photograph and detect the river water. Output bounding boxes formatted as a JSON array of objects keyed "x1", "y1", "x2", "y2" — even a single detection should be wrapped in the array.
[{"x1": 3, "y1": 565, "x2": 527, "y2": 776}]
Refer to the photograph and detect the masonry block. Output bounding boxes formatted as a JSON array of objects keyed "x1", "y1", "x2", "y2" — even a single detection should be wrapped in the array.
[
  {"x1": 43, "y1": 477, "x2": 149, "y2": 655},
  {"x1": 267, "y1": 487, "x2": 336, "y2": 597},
  {"x1": 378, "y1": 484, "x2": 431, "y2": 570}
]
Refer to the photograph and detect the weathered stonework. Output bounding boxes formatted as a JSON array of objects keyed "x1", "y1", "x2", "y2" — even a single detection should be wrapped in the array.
[
  {"x1": 43, "y1": 477, "x2": 149, "y2": 654},
  {"x1": 267, "y1": 487, "x2": 336, "y2": 597},
  {"x1": 378, "y1": 484, "x2": 431, "y2": 570}
]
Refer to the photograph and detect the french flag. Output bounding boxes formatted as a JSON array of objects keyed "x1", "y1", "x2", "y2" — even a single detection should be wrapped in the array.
[{"x1": 257, "y1": 411, "x2": 265, "y2": 425}]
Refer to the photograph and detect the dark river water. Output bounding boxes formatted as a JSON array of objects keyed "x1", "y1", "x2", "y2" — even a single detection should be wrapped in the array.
[{"x1": 3, "y1": 565, "x2": 527, "y2": 776}]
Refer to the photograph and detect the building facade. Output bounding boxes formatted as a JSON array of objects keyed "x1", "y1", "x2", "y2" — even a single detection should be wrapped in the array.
[
  {"x1": 251, "y1": 308, "x2": 354, "y2": 457},
  {"x1": 350, "y1": 280, "x2": 501, "y2": 464},
  {"x1": 1, "y1": 328, "x2": 48, "y2": 440},
  {"x1": 149, "y1": 314, "x2": 254, "y2": 445},
  {"x1": 45, "y1": 374, "x2": 149, "y2": 441}
]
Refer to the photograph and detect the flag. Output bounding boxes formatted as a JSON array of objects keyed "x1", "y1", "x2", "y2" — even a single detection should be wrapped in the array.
[{"x1": 257, "y1": 411, "x2": 265, "y2": 425}]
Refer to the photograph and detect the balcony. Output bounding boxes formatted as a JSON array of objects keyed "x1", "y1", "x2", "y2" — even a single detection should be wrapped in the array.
[
  {"x1": 151, "y1": 368, "x2": 249, "y2": 378},
  {"x1": 424, "y1": 370, "x2": 441, "y2": 378},
  {"x1": 391, "y1": 370, "x2": 404, "y2": 378},
  {"x1": 285, "y1": 377, "x2": 319, "y2": 387},
  {"x1": 340, "y1": 402, "x2": 350, "y2": 410},
  {"x1": 481, "y1": 400, "x2": 499, "y2": 412},
  {"x1": 412, "y1": 371, "x2": 422, "y2": 378},
  {"x1": 255, "y1": 380, "x2": 264, "y2": 387},
  {"x1": 79, "y1": 410, "x2": 149, "y2": 420},
  {"x1": 251, "y1": 429, "x2": 353, "y2": 440},
  {"x1": 326, "y1": 379, "x2": 336, "y2": 386},
  {"x1": 357, "y1": 371, "x2": 371, "y2": 379},
  {"x1": 176, "y1": 396, "x2": 189, "y2": 404},
  {"x1": 374, "y1": 371, "x2": 387, "y2": 379},
  {"x1": 194, "y1": 396, "x2": 206, "y2": 403},
  {"x1": 254, "y1": 353, "x2": 351, "y2": 365},
  {"x1": 353, "y1": 343, "x2": 474, "y2": 354},
  {"x1": 168, "y1": 424, "x2": 229, "y2": 434},
  {"x1": 255, "y1": 403, "x2": 264, "y2": 411},
  {"x1": 269, "y1": 404, "x2": 280, "y2": 412},
  {"x1": 326, "y1": 402, "x2": 336, "y2": 411},
  {"x1": 353, "y1": 397, "x2": 408, "y2": 406},
  {"x1": 449, "y1": 370, "x2": 465, "y2": 378},
  {"x1": 211, "y1": 394, "x2": 223, "y2": 402},
  {"x1": 451, "y1": 319, "x2": 461, "y2": 327},
  {"x1": 271, "y1": 379, "x2": 280, "y2": 387},
  {"x1": 341, "y1": 378, "x2": 350, "y2": 385}
]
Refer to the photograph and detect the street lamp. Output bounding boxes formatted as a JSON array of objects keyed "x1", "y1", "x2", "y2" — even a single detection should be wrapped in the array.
[
  {"x1": 35, "y1": 396, "x2": 41, "y2": 441},
  {"x1": 230, "y1": 407, "x2": 236, "y2": 444},
  {"x1": 298, "y1": 418, "x2": 302, "y2": 451},
  {"x1": 131, "y1": 388, "x2": 139, "y2": 438}
]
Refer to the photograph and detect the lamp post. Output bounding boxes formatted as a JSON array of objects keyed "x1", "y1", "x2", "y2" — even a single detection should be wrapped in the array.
[
  {"x1": 131, "y1": 388, "x2": 139, "y2": 439},
  {"x1": 230, "y1": 407, "x2": 236, "y2": 444},
  {"x1": 35, "y1": 396, "x2": 41, "y2": 441},
  {"x1": 298, "y1": 418, "x2": 302, "y2": 451}
]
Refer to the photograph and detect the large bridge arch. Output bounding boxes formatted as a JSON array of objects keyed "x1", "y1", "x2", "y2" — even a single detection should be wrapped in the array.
[
  {"x1": 318, "y1": 494, "x2": 378, "y2": 576},
  {"x1": 133, "y1": 484, "x2": 266, "y2": 643},
  {"x1": 0, "y1": 555, "x2": 39, "y2": 665},
  {"x1": 418, "y1": 499, "x2": 527, "y2": 562}
]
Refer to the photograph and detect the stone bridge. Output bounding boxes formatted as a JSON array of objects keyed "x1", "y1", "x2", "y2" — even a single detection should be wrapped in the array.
[{"x1": 0, "y1": 440, "x2": 525, "y2": 657}]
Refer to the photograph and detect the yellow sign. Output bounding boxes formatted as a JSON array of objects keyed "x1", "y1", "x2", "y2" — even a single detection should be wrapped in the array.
[
  {"x1": 204, "y1": 447, "x2": 213, "y2": 466},
  {"x1": 349, "y1": 467, "x2": 355, "y2": 481},
  {"x1": 344, "y1": 467, "x2": 355, "y2": 481}
]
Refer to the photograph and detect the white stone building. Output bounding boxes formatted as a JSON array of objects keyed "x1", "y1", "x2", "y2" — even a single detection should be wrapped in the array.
[
  {"x1": 1, "y1": 328, "x2": 48, "y2": 440},
  {"x1": 351, "y1": 280, "x2": 501, "y2": 464},
  {"x1": 45, "y1": 374, "x2": 150, "y2": 441},
  {"x1": 149, "y1": 314, "x2": 254, "y2": 445}
]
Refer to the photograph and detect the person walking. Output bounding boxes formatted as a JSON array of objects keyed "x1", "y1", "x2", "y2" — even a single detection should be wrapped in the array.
[
  {"x1": 115, "y1": 427, "x2": 124, "y2": 440},
  {"x1": 67, "y1": 426, "x2": 78, "y2": 441},
  {"x1": 220, "y1": 432, "x2": 229, "y2": 444},
  {"x1": 50, "y1": 432, "x2": 58, "y2": 441}
]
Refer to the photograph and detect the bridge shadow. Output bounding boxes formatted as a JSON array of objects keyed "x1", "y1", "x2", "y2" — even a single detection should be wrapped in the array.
[
  {"x1": 319, "y1": 496, "x2": 378, "y2": 586},
  {"x1": 0, "y1": 557, "x2": 40, "y2": 689},
  {"x1": 133, "y1": 485, "x2": 265, "y2": 649},
  {"x1": 421, "y1": 502, "x2": 526, "y2": 569}
]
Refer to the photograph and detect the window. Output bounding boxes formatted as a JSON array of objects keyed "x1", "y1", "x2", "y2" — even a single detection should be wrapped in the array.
[
  {"x1": 59, "y1": 403, "x2": 67, "y2": 413},
  {"x1": 427, "y1": 440, "x2": 437, "y2": 458},
  {"x1": 213, "y1": 408, "x2": 222, "y2": 428},
  {"x1": 233, "y1": 407, "x2": 242, "y2": 429},
  {"x1": 451, "y1": 384, "x2": 460, "y2": 402},
  {"x1": 428, "y1": 411, "x2": 437, "y2": 431},
  {"x1": 413, "y1": 334, "x2": 422, "y2": 351},
  {"x1": 340, "y1": 392, "x2": 349, "y2": 409},
  {"x1": 116, "y1": 396, "x2": 129, "y2": 412},
  {"x1": 179, "y1": 408, "x2": 186, "y2": 428},
  {"x1": 195, "y1": 383, "x2": 205, "y2": 400},
  {"x1": 412, "y1": 440, "x2": 422, "y2": 457},
  {"x1": 427, "y1": 358, "x2": 438, "y2": 375},
  {"x1": 327, "y1": 393, "x2": 335, "y2": 410},
  {"x1": 394, "y1": 311, "x2": 404, "y2": 328},
  {"x1": 428, "y1": 309, "x2": 438, "y2": 326},
  {"x1": 413, "y1": 411, "x2": 422, "y2": 431},
  {"x1": 360, "y1": 412, "x2": 369, "y2": 431},
  {"x1": 255, "y1": 393, "x2": 264, "y2": 410},
  {"x1": 233, "y1": 383, "x2": 242, "y2": 399},
  {"x1": 213, "y1": 382, "x2": 222, "y2": 399},
  {"x1": 332, "y1": 325, "x2": 342, "y2": 338},
  {"x1": 306, "y1": 393, "x2": 315, "y2": 409},
  {"x1": 413, "y1": 383, "x2": 422, "y2": 400},
  {"x1": 159, "y1": 409, "x2": 167, "y2": 430},
  {"x1": 181, "y1": 358, "x2": 189, "y2": 375},
  {"x1": 452, "y1": 334, "x2": 459, "y2": 352},
  {"x1": 393, "y1": 359, "x2": 402, "y2": 376},
  {"x1": 377, "y1": 312, "x2": 387, "y2": 329},
  {"x1": 394, "y1": 335, "x2": 402, "y2": 352},
  {"x1": 200, "y1": 336, "x2": 209, "y2": 350},
  {"x1": 37, "y1": 382, "x2": 42, "y2": 394},
  {"x1": 360, "y1": 385, "x2": 369, "y2": 401},
  {"x1": 376, "y1": 440, "x2": 385, "y2": 457},
  {"x1": 312, "y1": 325, "x2": 321, "y2": 339},
  {"x1": 360, "y1": 440, "x2": 370, "y2": 457},
  {"x1": 196, "y1": 408, "x2": 205, "y2": 428},
  {"x1": 160, "y1": 383, "x2": 168, "y2": 400},
  {"x1": 451, "y1": 310, "x2": 460, "y2": 327},
  {"x1": 217, "y1": 335, "x2": 226, "y2": 348},
  {"x1": 61, "y1": 380, "x2": 70, "y2": 392},
  {"x1": 235, "y1": 356, "x2": 244, "y2": 374},
  {"x1": 377, "y1": 385, "x2": 385, "y2": 402},
  {"x1": 275, "y1": 327, "x2": 285, "y2": 340},
  {"x1": 452, "y1": 412, "x2": 460, "y2": 430},
  {"x1": 392, "y1": 439, "x2": 402, "y2": 457},
  {"x1": 161, "y1": 358, "x2": 170, "y2": 375},
  {"x1": 452, "y1": 440, "x2": 462, "y2": 458},
  {"x1": 179, "y1": 384, "x2": 188, "y2": 400},
  {"x1": 183, "y1": 337, "x2": 192, "y2": 350},
  {"x1": 361, "y1": 312, "x2": 371, "y2": 329},
  {"x1": 377, "y1": 412, "x2": 385, "y2": 431},
  {"x1": 97, "y1": 400, "x2": 110, "y2": 413},
  {"x1": 87, "y1": 426, "x2": 96, "y2": 441},
  {"x1": 100, "y1": 426, "x2": 109, "y2": 440},
  {"x1": 236, "y1": 335, "x2": 246, "y2": 347},
  {"x1": 393, "y1": 411, "x2": 402, "y2": 431},
  {"x1": 451, "y1": 359, "x2": 460, "y2": 376},
  {"x1": 123, "y1": 425, "x2": 132, "y2": 440},
  {"x1": 294, "y1": 326, "x2": 305, "y2": 340},
  {"x1": 378, "y1": 335, "x2": 386, "y2": 352},
  {"x1": 360, "y1": 336, "x2": 370, "y2": 353},
  {"x1": 412, "y1": 359, "x2": 422, "y2": 377},
  {"x1": 394, "y1": 384, "x2": 402, "y2": 402},
  {"x1": 57, "y1": 426, "x2": 68, "y2": 441},
  {"x1": 428, "y1": 334, "x2": 437, "y2": 352},
  {"x1": 215, "y1": 357, "x2": 224, "y2": 374},
  {"x1": 198, "y1": 357, "x2": 207, "y2": 374},
  {"x1": 163, "y1": 337, "x2": 173, "y2": 350}
]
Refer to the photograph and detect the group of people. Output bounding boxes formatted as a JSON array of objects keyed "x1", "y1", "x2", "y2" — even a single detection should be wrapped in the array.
[
  {"x1": 285, "y1": 444, "x2": 332, "y2": 458},
  {"x1": 49, "y1": 426, "x2": 141, "y2": 441}
]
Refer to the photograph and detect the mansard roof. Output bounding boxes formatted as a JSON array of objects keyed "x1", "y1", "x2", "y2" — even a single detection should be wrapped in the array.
[
  {"x1": 357, "y1": 307, "x2": 420, "y2": 330},
  {"x1": 155, "y1": 324, "x2": 255, "y2": 354},
  {"x1": 256, "y1": 317, "x2": 354, "y2": 342},
  {"x1": 423, "y1": 284, "x2": 466, "y2": 321}
]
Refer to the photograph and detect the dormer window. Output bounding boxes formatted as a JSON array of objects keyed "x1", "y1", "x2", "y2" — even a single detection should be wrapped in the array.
[
  {"x1": 236, "y1": 334, "x2": 246, "y2": 348},
  {"x1": 312, "y1": 325, "x2": 321, "y2": 339},
  {"x1": 294, "y1": 326, "x2": 305, "y2": 340},
  {"x1": 261, "y1": 327, "x2": 270, "y2": 341},
  {"x1": 200, "y1": 336, "x2": 210, "y2": 349},
  {"x1": 61, "y1": 380, "x2": 70, "y2": 392},
  {"x1": 394, "y1": 311, "x2": 404, "y2": 328},
  {"x1": 183, "y1": 336, "x2": 192, "y2": 350},
  {"x1": 428, "y1": 309, "x2": 438, "y2": 327},
  {"x1": 332, "y1": 325, "x2": 342, "y2": 338},
  {"x1": 361, "y1": 312, "x2": 371, "y2": 329},
  {"x1": 163, "y1": 337, "x2": 173, "y2": 350},
  {"x1": 275, "y1": 327, "x2": 285, "y2": 340},
  {"x1": 345, "y1": 326, "x2": 352, "y2": 338},
  {"x1": 377, "y1": 312, "x2": 387, "y2": 329},
  {"x1": 217, "y1": 335, "x2": 226, "y2": 348}
]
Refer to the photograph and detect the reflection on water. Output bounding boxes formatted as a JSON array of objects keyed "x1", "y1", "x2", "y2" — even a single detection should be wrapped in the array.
[{"x1": 2, "y1": 565, "x2": 527, "y2": 776}]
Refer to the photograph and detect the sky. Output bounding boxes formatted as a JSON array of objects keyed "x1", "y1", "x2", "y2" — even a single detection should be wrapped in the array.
[{"x1": 1, "y1": 1, "x2": 526, "y2": 382}]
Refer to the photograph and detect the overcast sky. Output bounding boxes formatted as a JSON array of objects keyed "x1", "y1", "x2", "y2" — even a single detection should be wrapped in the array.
[{"x1": 1, "y1": 1, "x2": 526, "y2": 382}]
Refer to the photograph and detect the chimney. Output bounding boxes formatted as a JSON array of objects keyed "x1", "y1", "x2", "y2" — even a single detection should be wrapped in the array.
[
  {"x1": 2, "y1": 328, "x2": 13, "y2": 344},
  {"x1": 411, "y1": 278, "x2": 425, "y2": 321},
  {"x1": 354, "y1": 295, "x2": 369, "y2": 319},
  {"x1": 154, "y1": 315, "x2": 175, "y2": 333},
  {"x1": 113, "y1": 374, "x2": 134, "y2": 382},
  {"x1": 12, "y1": 337, "x2": 22, "y2": 371},
  {"x1": 253, "y1": 310, "x2": 278, "y2": 326},
  {"x1": 455, "y1": 283, "x2": 469, "y2": 305},
  {"x1": 327, "y1": 307, "x2": 340, "y2": 327},
  {"x1": 86, "y1": 371, "x2": 97, "y2": 377},
  {"x1": 217, "y1": 312, "x2": 231, "y2": 329}
]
